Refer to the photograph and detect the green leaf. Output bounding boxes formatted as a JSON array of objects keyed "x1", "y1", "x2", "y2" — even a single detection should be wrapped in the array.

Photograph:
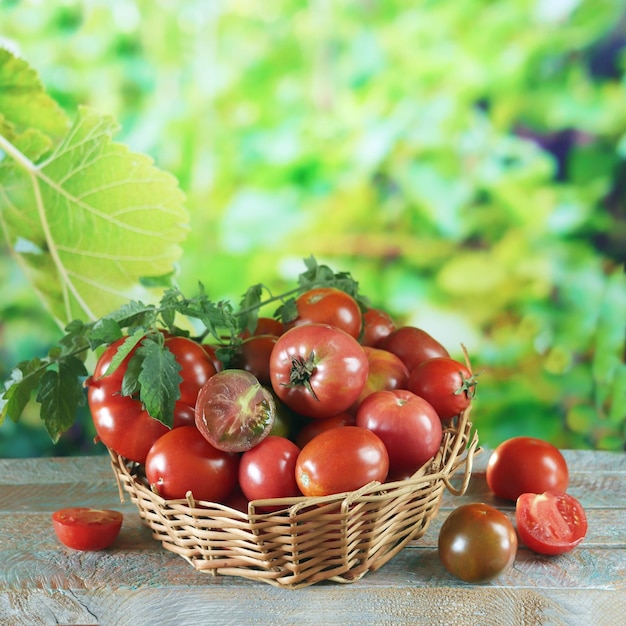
[
  {"x1": 87, "y1": 318, "x2": 124, "y2": 350},
  {"x1": 135, "y1": 338, "x2": 182, "y2": 427},
  {"x1": 0, "y1": 359, "x2": 45, "y2": 425},
  {"x1": 36, "y1": 356, "x2": 88, "y2": 443},
  {"x1": 0, "y1": 48, "x2": 70, "y2": 139},
  {"x1": 238, "y1": 283, "x2": 264, "y2": 334},
  {"x1": 104, "y1": 329, "x2": 147, "y2": 377},
  {"x1": 0, "y1": 106, "x2": 189, "y2": 327}
]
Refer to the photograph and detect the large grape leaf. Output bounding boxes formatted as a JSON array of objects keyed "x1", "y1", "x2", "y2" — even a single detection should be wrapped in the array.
[
  {"x1": 0, "y1": 47, "x2": 69, "y2": 139},
  {"x1": 0, "y1": 106, "x2": 190, "y2": 325}
]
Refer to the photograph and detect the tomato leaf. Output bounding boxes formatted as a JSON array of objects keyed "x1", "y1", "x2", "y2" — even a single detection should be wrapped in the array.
[
  {"x1": 135, "y1": 338, "x2": 182, "y2": 427},
  {"x1": 0, "y1": 104, "x2": 189, "y2": 327},
  {"x1": 0, "y1": 359, "x2": 46, "y2": 425},
  {"x1": 35, "y1": 356, "x2": 88, "y2": 443},
  {"x1": 238, "y1": 283, "x2": 264, "y2": 334}
]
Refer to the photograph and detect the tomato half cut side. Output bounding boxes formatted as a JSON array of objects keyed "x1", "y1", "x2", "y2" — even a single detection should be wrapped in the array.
[
  {"x1": 52, "y1": 507, "x2": 123, "y2": 551},
  {"x1": 516, "y1": 491, "x2": 588, "y2": 555}
]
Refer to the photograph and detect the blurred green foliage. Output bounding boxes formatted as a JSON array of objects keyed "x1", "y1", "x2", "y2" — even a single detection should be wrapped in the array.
[{"x1": 1, "y1": 0, "x2": 624, "y2": 456}]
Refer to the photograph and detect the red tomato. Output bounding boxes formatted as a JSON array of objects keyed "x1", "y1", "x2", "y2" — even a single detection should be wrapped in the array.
[
  {"x1": 516, "y1": 492, "x2": 588, "y2": 555},
  {"x1": 239, "y1": 436, "x2": 302, "y2": 510},
  {"x1": 486, "y1": 437, "x2": 569, "y2": 501},
  {"x1": 195, "y1": 369, "x2": 276, "y2": 452},
  {"x1": 406, "y1": 357, "x2": 477, "y2": 421},
  {"x1": 295, "y1": 412, "x2": 355, "y2": 449},
  {"x1": 355, "y1": 389, "x2": 442, "y2": 476},
  {"x1": 361, "y1": 308, "x2": 396, "y2": 347},
  {"x1": 200, "y1": 343, "x2": 223, "y2": 372},
  {"x1": 145, "y1": 426, "x2": 239, "y2": 502},
  {"x1": 230, "y1": 335, "x2": 278, "y2": 385},
  {"x1": 88, "y1": 376, "x2": 164, "y2": 463},
  {"x1": 295, "y1": 426, "x2": 389, "y2": 497},
  {"x1": 52, "y1": 507, "x2": 123, "y2": 551},
  {"x1": 240, "y1": 316, "x2": 284, "y2": 338},
  {"x1": 438, "y1": 503, "x2": 517, "y2": 583},
  {"x1": 380, "y1": 326, "x2": 449, "y2": 372},
  {"x1": 351, "y1": 346, "x2": 409, "y2": 411},
  {"x1": 285, "y1": 287, "x2": 363, "y2": 339},
  {"x1": 164, "y1": 335, "x2": 218, "y2": 406},
  {"x1": 269, "y1": 324, "x2": 369, "y2": 419}
]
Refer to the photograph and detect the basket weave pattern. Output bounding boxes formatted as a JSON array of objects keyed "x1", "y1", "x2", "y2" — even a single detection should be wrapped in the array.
[{"x1": 110, "y1": 408, "x2": 478, "y2": 589}]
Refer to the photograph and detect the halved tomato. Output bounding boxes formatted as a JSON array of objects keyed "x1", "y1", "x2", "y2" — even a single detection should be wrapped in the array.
[
  {"x1": 516, "y1": 491, "x2": 588, "y2": 555},
  {"x1": 52, "y1": 507, "x2": 123, "y2": 551}
]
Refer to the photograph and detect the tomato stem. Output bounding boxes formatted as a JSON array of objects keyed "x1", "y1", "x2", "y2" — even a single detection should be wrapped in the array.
[{"x1": 283, "y1": 352, "x2": 319, "y2": 402}]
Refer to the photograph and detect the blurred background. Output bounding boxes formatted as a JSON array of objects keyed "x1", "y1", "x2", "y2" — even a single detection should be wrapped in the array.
[{"x1": 0, "y1": 0, "x2": 624, "y2": 457}]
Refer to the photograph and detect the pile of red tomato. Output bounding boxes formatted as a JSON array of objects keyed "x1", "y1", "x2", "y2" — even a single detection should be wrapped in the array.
[{"x1": 86, "y1": 286, "x2": 476, "y2": 510}]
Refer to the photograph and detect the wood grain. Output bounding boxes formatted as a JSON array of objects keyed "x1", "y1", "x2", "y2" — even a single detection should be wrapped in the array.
[{"x1": 0, "y1": 450, "x2": 624, "y2": 626}]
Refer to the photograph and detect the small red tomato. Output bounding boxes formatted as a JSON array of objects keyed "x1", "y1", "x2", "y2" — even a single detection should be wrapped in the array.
[
  {"x1": 380, "y1": 326, "x2": 449, "y2": 372},
  {"x1": 230, "y1": 335, "x2": 278, "y2": 385},
  {"x1": 351, "y1": 346, "x2": 409, "y2": 411},
  {"x1": 285, "y1": 287, "x2": 363, "y2": 339},
  {"x1": 295, "y1": 412, "x2": 355, "y2": 449},
  {"x1": 438, "y1": 503, "x2": 517, "y2": 583},
  {"x1": 516, "y1": 491, "x2": 588, "y2": 555},
  {"x1": 195, "y1": 369, "x2": 275, "y2": 452},
  {"x1": 145, "y1": 426, "x2": 240, "y2": 502},
  {"x1": 52, "y1": 507, "x2": 123, "y2": 551},
  {"x1": 406, "y1": 356, "x2": 477, "y2": 421},
  {"x1": 295, "y1": 426, "x2": 389, "y2": 497},
  {"x1": 361, "y1": 308, "x2": 396, "y2": 347},
  {"x1": 356, "y1": 389, "x2": 442, "y2": 476},
  {"x1": 486, "y1": 437, "x2": 569, "y2": 501},
  {"x1": 239, "y1": 436, "x2": 302, "y2": 510}
]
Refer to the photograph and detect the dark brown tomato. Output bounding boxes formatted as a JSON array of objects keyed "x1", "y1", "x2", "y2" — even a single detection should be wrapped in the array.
[{"x1": 438, "y1": 503, "x2": 517, "y2": 583}]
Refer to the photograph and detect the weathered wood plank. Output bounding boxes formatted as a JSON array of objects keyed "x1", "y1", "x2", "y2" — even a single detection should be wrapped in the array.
[{"x1": 1, "y1": 585, "x2": 625, "y2": 626}]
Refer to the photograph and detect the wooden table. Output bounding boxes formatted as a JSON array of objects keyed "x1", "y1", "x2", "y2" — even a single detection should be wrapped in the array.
[{"x1": 0, "y1": 449, "x2": 624, "y2": 626}]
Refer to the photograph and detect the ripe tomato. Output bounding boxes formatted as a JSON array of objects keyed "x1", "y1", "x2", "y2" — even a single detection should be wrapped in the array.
[
  {"x1": 295, "y1": 426, "x2": 389, "y2": 497},
  {"x1": 516, "y1": 492, "x2": 588, "y2": 555},
  {"x1": 355, "y1": 389, "x2": 442, "y2": 476},
  {"x1": 438, "y1": 503, "x2": 517, "y2": 583},
  {"x1": 295, "y1": 412, "x2": 355, "y2": 449},
  {"x1": 269, "y1": 323, "x2": 369, "y2": 419},
  {"x1": 52, "y1": 507, "x2": 123, "y2": 551},
  {"x1": 239, "y1": 436, "x2": 302, "y2": 510},
  {"x1": 240, "y1": 316, "x2": 284, "y2": 338},
  {"x1": 486, "y1": 437, "x2": 569, "y2": 501},
  {"x1": 360, "y1": 307, "x2": 396, "y2": 347},
  {"x1": 285, "y1": 287, "x2": 363, "y2": 339},
  {"x1": 145, "y1": 426, "x2": 239, "y2": 502},
  {"x1": 164, "y1": 335, "x2": 218, "y2": 406},
  {"x1": 380, "y1": 326, "x2": 449, "y2": 372},
  {"x1": 230, "y1": 335, "x2": 278, "y2": 385},
  {"x1": 89, "y1": 375, "x2": 197, "y2": 463},
  {"x1": 195, "y1": 369, "x2": 276, "y2": 452},
  {"x1": 406, "y1": 357, "x2": 477, "y2": 421},
  {"x1": 351, "y1": 346, "x2": 409, "y2": 411}
]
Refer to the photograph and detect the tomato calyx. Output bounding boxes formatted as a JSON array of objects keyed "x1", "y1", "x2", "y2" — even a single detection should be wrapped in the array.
[
  {"x1": 283, "y1": 351, "x2": 320, "y2": 402},
  {"x1": 454, "y1": 371, "x2": 479, "y2": 400}
]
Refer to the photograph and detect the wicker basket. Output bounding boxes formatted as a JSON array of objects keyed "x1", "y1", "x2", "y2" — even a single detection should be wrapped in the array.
[{"x1": 110, "y1": 406, "x2": 478, "y2": 589}]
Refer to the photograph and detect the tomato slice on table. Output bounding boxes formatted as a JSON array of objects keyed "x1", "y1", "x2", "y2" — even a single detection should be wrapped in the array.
[
  {"x1": 52, "y1": 507, "x2": 123, "y2": 551},
  {"x1": 516, "y1": 491, "x2": 588, "y2": 555}
]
